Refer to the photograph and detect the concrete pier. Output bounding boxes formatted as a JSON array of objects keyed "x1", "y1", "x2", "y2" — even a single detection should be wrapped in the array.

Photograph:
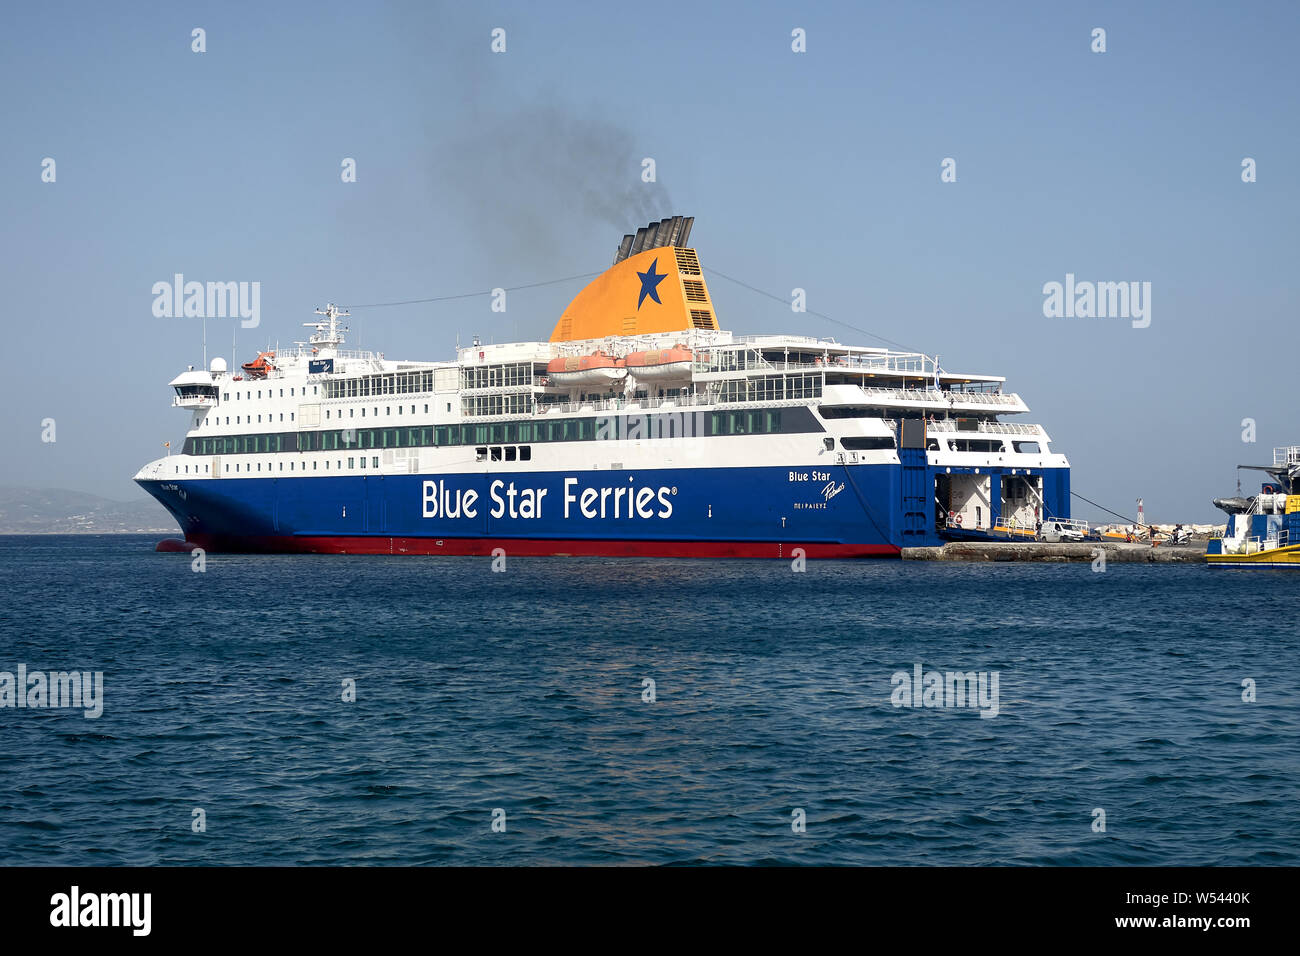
[{"x1": 901, "y1": 541, "x2": 1205, "y2": 563}]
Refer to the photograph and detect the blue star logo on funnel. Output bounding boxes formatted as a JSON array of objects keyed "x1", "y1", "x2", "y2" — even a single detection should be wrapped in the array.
[{"x1": 636, "y1": 257, "x2": 667, "y2": 309}]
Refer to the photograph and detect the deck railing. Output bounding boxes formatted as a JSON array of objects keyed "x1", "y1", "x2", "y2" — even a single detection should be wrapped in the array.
[
  {"x1": 533, "y1": 394, "x2": 717, "y2": 416},
  {"x1": 855, "y1": 386, "x2": 1022, "y2": 406},
  {"x1": 926, "y1": 420, "x2": 1043, "y2": 436}
]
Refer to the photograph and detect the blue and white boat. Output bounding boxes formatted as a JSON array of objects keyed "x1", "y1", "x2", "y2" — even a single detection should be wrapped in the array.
[
  {"x1": 136, "y1": 217, "x2": 1072, "y2": 557},
  {"x1": 1207, "y1": 448, "x2": 1300, "y2": 567}
]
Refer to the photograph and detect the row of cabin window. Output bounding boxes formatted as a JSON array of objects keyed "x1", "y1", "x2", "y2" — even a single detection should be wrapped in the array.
[
  {"x1": 840, "y1": 437, "x2": 897, "y2": 450},
  {"x1": 476, "y1": 446, "x2": 532, "y2": 462},
  {"x1": 460, "y1": 363, "x2": 533, "y2": 390},
  {"x1": 925, "y1": 438, "x2": 1040, "y2": 453},
  {"x1": 222, "y1": 386, "x2": 320, "y2": 401},
  {"x1": 199, "y1": 403, "x2": 446, "y2": 429},
  {"x1": 188, "y1": 428, "x2": 436, "y2": 455},
  {"x1": 218, "y1": 383, "x2": 441, "y2": 402},
  {"x1": 322, "y1": 371, "x2": 437, "y2": 399},
  {"x1": 324, "y1": 404, "x2": 432, "y2": 419},
  {"x1": 209, "y1": 412, "x2": 295, "y2": 426},
  {"x1": 176, "y1": 457, "x2": 383, "y2": 474},
  {"x1": 184, "y1": 410, "x2": 805, "y2": 457}
]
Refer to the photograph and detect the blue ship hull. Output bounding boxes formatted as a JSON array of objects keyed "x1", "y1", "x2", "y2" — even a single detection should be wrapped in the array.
[{"x1": 138, "y1": 461, "x2": 1070, "y2": 558}]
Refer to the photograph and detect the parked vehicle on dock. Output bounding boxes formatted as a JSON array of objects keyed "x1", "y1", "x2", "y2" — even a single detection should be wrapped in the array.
[{"x1": 1040, "y1": 519, "x2": 1087, "y2": 543}]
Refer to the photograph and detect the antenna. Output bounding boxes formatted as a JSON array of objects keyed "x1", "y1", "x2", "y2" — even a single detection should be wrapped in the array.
[{"x1": 304, "y1": 303, "x2": 350, "y2": 352}]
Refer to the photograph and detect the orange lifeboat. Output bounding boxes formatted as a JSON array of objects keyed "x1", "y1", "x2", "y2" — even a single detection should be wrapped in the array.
[
  {"x1": 623, "y1": 345, "x2": 694, "y2": 381},
  {"x1": 545, "y1": 351, "x2": 627, "y2": 387},
  {"x1": 241, "y1": 351, "x2": 277, "y2": 379}
]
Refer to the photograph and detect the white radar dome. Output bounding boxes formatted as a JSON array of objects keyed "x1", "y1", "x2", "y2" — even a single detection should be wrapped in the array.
[{"x1": 210, "y1": 357, "x2": 228, "y2": 373}]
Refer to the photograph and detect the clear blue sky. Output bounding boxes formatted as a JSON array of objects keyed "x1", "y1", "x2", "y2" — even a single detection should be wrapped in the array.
[{"x1": 3, "y1": 0, "x2": 1297, "y2": 523}]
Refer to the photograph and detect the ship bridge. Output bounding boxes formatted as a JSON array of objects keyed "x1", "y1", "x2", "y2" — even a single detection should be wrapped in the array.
[{"x1": 169, "y1": 362, "x2": 224, "y2": 409}]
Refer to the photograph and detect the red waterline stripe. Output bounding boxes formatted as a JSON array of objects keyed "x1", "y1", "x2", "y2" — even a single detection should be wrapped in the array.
[{"x1": 159, "y1": 535, "x2": 900, "y2": 559}]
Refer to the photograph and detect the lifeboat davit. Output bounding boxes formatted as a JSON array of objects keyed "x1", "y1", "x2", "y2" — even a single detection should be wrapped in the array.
[
  {"x1": 546, "y1": 351, "x2": 626, "y2": 387},
  {"x1": 241, "y1": 351, "x2": 277, "y2": 379},
  {"x1": 623, "y1": 345, "x2": 694, "y2": 381}
]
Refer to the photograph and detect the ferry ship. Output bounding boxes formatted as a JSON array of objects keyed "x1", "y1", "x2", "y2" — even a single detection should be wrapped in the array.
[
  {"x1": 1206, "y1": 447, "x2": 1300, "y2": 567},
  {"x1": 135, "y1": 217, "x2": 1072, "y2": 557}
]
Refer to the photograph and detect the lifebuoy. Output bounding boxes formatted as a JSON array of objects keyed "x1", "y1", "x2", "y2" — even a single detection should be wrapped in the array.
[
  {"x1": 954, "y1": 514, "x2": 963, "y2": 527},
  {"x1": 1263, "y1": 484, "x2": 1276, "y2": 494}
]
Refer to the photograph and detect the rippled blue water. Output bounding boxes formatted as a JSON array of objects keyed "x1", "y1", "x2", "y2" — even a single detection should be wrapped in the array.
[{"x1": 0, "y1": 534, "x2": 1296, "y2": 865}]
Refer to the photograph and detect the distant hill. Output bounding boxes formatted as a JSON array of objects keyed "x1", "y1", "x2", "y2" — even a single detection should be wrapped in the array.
[{"x1": 0, "y1": 486, "x2": 177, "y2": 534}]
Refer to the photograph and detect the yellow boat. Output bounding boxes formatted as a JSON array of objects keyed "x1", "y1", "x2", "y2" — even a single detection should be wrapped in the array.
[{"x1": 1205, "y1": 543, "x2": 1300, "y2": 568}]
